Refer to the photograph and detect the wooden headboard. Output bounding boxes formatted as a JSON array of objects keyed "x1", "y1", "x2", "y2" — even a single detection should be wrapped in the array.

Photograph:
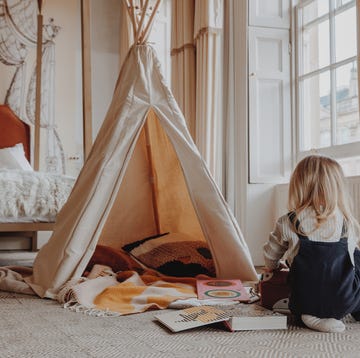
[{"x1": 0, "y1": 105, "x2": 31, "y2": 161}]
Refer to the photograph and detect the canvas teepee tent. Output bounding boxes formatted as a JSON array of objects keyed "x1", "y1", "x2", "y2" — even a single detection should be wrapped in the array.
[{"x1": 26, "y1": 0, "x2": 257, "y2": 299}]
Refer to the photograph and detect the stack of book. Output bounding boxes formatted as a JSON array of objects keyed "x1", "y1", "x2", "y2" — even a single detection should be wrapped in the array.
[{"x1": 155, "y1": 278, "x2": 287, "y2": 333}]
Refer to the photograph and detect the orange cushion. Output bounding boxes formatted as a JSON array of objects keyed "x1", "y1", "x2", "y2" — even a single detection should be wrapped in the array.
[{"x1": 86, "y1": 245, "x2": 144, "y2": 274}]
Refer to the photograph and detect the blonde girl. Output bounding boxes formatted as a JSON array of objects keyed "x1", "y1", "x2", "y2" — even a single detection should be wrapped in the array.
[{"x1": 263, "y1": 155, "x2": 360, "y2": 333}]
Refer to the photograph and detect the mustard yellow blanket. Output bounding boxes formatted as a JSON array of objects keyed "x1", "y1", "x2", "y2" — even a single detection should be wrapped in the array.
[
  {"x1": 94, "y1": 270, "x2": 197, "y2": 314},
  {"x1": 59, "y1": 270, "x2": 198, "y2": 315}
]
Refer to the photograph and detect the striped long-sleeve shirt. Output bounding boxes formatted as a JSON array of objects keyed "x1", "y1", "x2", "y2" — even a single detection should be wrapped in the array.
[{"x1": 263, "y1": 207, "x2": 359, "y2": 270}]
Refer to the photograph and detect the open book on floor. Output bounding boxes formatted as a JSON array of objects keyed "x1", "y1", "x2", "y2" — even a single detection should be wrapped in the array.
[
  {"x1": 154, "y1": 306, "x2": 229, "y2": 332},
  {"x1": 154, "y1": 304, "x2": 287, "y2": 333}
]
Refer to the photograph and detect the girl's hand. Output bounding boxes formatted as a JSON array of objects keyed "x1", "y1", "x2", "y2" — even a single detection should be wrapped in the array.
[
  {"x1": 265, "y1": 261, "x2": 288, "y2": 273},
  {"x1": 275, "y1": 261, "x2": 289, "y2": 271}
]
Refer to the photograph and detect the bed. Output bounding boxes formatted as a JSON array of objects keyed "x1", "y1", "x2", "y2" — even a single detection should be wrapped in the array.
[{"x1": 0, "y1": 105, "x2": 75, "y2": 250}]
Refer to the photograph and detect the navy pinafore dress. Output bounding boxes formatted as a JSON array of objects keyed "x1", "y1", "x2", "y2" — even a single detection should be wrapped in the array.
[{"x1": 288, "y1": 212, "x2": 360, "y2": 320}]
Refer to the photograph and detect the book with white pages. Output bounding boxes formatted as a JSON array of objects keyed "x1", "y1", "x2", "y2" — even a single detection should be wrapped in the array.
[
  {"x1": 154, "y1": 304, "x2": 287, "y2": 333},
  {"x1": 223, "y1": 304, "x2": 287, "y2": 331}
]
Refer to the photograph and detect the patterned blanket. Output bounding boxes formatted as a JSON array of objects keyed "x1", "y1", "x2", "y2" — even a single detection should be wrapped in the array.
[
  {"x1": 58, "y1": 269, "x2": 197, "y2": 315},
  {"x1": 95, "y1": 270, "x2": 197, "y2": 315},
  {"x1": 55, "y1": 245, "x2": 199, "y2": 315}
]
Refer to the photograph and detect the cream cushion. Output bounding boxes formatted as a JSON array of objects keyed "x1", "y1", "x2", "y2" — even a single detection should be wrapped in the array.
[{"x1": 0, "y1": 143, "x2": 33, "y2": 171}]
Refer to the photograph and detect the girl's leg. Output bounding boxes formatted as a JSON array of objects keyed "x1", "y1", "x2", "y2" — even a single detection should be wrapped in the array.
[{"x1": 301, "y1": 314, "x2": 345, "y2": 333}]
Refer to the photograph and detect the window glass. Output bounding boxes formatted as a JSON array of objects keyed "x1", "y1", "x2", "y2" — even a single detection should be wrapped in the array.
[
  {"x1": 336, "y1": 61, "x2": 360, "y2": 145},
  {"x1": 296, "y1": 0, "x2": 359, "y2": 175},
  {"x1": 301, "y1": 71, "x2": 331, "y2": 150},
  {"x1": 335, "y1": 0, "x2": 354, "y2": 9},
  {"x1": 303, "y1": 1, "x2": 329, "y2": 24},
  {"x1": 301, "y1": 19, "x2": 329, "y2": 74},
  {"x1": 335, "y1": 7, "x2": 357, "y2": 62}
]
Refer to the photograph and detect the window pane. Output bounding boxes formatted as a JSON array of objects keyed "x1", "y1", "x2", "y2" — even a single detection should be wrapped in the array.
[
  {"x1": 335, "y1": 7, "x2": 357, "y2": 62},
  {"x1": 303, "y1": 1, "x2": 329, "y2": 24},
  {"x1": 336, "y1": 61, "x2": 360, "y2": 145},
  {"x1": 301, "y1": 72, "x2": 331, "y2": 150},
  {"x1": 335, "y1": 0, "x2": 354, "y2": 9},
  {"x1": 301, "y1": 20, "x2": 330, "y2": 74}
]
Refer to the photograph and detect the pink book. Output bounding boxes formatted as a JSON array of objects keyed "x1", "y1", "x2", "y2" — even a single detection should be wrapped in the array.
[{"x1": 196, "y1": 279, "x2": 250, "y2": 302}]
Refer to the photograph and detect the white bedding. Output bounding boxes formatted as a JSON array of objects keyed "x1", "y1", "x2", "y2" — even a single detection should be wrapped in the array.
[{"x1": 0, "y1": 169, "x2": 75, "y2": 222}]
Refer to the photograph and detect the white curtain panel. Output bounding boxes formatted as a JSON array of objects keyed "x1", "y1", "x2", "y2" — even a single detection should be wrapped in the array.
[
  {"x1": 222, "y1": 0, "x2": 236, "y2": 212},
  {"x1": 171, "y1": 0, "x2": 223, "y2": 190},
  {"x1": 170, "y1": 0, "x2": 196, "y2": 139},
  {"x1": 194, "y1": 0, "x2": 223, "y2": 190},
  {"x1": 221, "y1": 0, "x2": 247, "y2": 227}
]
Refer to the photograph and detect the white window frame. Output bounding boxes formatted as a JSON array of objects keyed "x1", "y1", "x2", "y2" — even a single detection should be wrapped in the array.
[{"x1": 295, "y1": 0, "x2": 360, "y2": 162}]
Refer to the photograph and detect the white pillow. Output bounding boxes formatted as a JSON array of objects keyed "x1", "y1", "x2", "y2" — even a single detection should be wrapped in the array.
[{"x1": 0, "y1": 143, "x2": 33, "y2": 171}]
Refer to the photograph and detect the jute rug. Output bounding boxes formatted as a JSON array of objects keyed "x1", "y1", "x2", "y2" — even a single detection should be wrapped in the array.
[{"x1": 0, "y1": 291, "x2": 359, "y2": 358}]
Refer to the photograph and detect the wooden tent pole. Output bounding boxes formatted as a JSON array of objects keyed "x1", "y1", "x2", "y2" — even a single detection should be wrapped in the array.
[
  {"x1": 133, "y1": 0, "x2": 150, "y2": 44},
  {"x1": 81, "y1": 0, "x2": 93, "y2": 160},
  {"x1": 144, "y1": 113, "x2": 161, "y2": 235},
  {"x1": 34, "y1": 1, "x2": 43, "y2": 171}
]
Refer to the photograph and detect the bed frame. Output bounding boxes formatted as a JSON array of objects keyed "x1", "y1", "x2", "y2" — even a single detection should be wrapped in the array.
[{"x1": 0, "y1": 105, "x2": 55, "y2": 251}]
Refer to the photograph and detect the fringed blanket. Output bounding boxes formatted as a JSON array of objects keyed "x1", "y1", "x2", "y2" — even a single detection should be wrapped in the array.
[
  {"x1": 96, "y1": 271, "x2": 197, "y2": 314},
  {"x1": 0, "y1": 245, "x2": 209, "y2": 316},
  {"x1": 0, "y1": 266, "x2": 35, "y2": 295},
  {"x1": 58, "y1": 270, "x2": 197, "y2": 316},
  {"x1": 57, "y1": 245, "x2": 220, "y2": 315}
]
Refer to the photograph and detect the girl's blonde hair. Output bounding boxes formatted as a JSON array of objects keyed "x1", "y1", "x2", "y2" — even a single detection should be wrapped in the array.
[{"x1": 288, "y1": 155, "x2": 360, "y2": 236}]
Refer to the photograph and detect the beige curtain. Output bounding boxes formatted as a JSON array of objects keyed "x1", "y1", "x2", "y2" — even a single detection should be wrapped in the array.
[
  {"x1": 222, "y1": 0, "x2": 248, "y2": 227},
  {"x1": 194, "y1": 0, "x2": 223, "y2": 190},
  {"x1": 171, "y1": 0, "x2": 223, "y2": 190},
  {"x1": 171, "y1": 0, "x2": 196, "y2": 139}
]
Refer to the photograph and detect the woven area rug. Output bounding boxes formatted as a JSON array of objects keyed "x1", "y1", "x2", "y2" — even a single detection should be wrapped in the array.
[{"x1": 0, "y1": 292, "x2": 359, "y2": 358}]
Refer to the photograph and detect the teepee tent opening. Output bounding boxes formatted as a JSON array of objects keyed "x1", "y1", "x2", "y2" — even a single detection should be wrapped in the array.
[
  {"x1": 99, "y1": 109, "x2": 206, "y2": 247},
  {"x1": 26, "y1": 0, "x2": 257, "y2": 299}
]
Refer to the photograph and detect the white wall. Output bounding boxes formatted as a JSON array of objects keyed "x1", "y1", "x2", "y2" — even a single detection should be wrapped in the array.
[
  {"x1": 0, "y1": 0, "x2": 83, "y2": 177},
  {"x1": 90, "y1": 0, "x2": 121, "y2": 140},
  {"x1": 238, "y1": 0, "x2": 292, "y2": 266},
  {"x1": 44, "y1": 0, "x2": 83, "y2": 176},
  {"x1": 246, "y1": 185, "x2": 279, "y2": 264},
  {"x1": 0, "y1": 64, "x2": 15, "y2": 103}
]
